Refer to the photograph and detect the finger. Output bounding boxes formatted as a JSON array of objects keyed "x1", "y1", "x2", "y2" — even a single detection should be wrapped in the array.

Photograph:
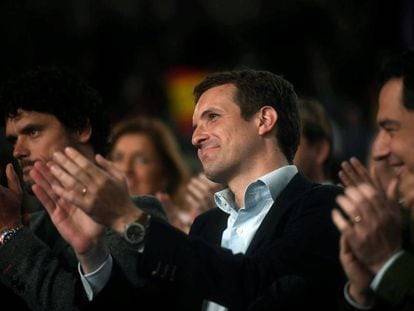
[
  {"x1": 338, "y1": 170, "x2": 353, "y2": 187},
  {"x1": 187, "y1": 181, "x2": 209, "y2": 201},
  {"x1": 48, "y1": 160, "x2": 86, "y2": 192},
  {"x1": 340, "y1": 161, "x2": 359, "y2": 185},
  {"x1": 341, "y1": 159, "x2": 369, "y2": 186},
  {"x1": 356, "y1": 183, "x2": 383, "y2": 217},
  {"x1": 64, "y1": 147, "x2": 109, "y2": 188},
  {"x1": 53, "y1": 151, "x2": 93, "y2": 187},
  {"x1": 65, "y1": 147, "x2": 102, "y2": 179},
  {"x1": 190, "y1": 176, "x2": 212, "y2": 193},
  {"x1": 96, "y1": 154, "x2": 125, "y2": 181},
  {"x1": 349, "y1": 157, "x2": 373, "y2": 185},
  {"x1": 6, "y1": 163, "x2": 22, "y2": 195},
  {"x1": 331, "y1": 208, "x2": 351, "y2": 233},
  {"x1": 30, "y1": 162, "x2": 60, "y2": 203},
  {"x1": 336, "y1": 194, "x2": 358, "y2": 221},
  {"x1": 51, "y1": 183, "x2": 84, "y2": 208},
  {"x1": 184, "y1": 193, "x2": 204, "y2": 211},
  {"x1": 32, "y1": 183, "x2": 57, "y2": 215},
  {"x1": 370, "y1": 164, "x2": 383, "y2": 192},
  {"x1": 344, "y1": 184, "x2": 381, "y2": 223},
  {"x1": 344, "y1": 186, "x2": 367, "y2": 208}
]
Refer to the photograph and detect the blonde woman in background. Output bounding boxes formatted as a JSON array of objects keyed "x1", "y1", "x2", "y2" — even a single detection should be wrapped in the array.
[{"x1": 109, "y1": 116, "x2": 193, "y2": 232}]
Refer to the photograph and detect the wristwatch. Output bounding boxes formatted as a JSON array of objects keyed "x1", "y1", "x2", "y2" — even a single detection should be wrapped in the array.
[
  {"x1": 124, "y1": 214, "x2": 151, "y2": 245},
  {"x1": 0, "y1": 227, "x2": 23, "y2": 247}
]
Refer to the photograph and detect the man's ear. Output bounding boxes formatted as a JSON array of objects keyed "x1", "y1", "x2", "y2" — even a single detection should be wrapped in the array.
[
  {"x1": 77, "y1": 121, "x2": 92, "y2": 143},
  {"x1": 257, "y1": 106, "x2": 278, "y2": 135}
]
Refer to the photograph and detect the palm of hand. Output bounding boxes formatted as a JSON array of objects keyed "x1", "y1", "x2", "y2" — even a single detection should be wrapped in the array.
[{"x1": 51, "y1": 198, "x2": 105, "y2": 254}]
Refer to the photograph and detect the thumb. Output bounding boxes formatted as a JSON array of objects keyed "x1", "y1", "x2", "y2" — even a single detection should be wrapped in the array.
[{"x1": 6, "y1": 163, "x2": 22, "y2": 196}]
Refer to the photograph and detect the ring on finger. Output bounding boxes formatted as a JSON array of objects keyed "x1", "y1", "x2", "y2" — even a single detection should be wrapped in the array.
[{"x1": 352, "y1": 215, "x2": 362, "y2": 224}]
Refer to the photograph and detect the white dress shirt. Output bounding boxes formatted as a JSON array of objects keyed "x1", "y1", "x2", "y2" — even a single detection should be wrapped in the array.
[{"x1": 205, "y1": 165, "x2": 297, "y2": 311}]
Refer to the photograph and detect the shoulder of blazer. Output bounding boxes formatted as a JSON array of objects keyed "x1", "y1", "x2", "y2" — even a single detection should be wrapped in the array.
[
  {"x1": 276, "y1": 172, "x2": 343, "y2": 207},
  {"x1": 246, "y1": 173, "x2": 342, "y2": 253}
]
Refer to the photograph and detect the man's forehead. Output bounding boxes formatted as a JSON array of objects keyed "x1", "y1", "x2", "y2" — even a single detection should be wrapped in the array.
[{"x1": 5, "y1": 110, "x2": 56, "y2": 132}]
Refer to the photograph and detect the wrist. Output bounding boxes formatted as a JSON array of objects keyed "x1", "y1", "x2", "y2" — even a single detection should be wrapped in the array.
[
  {"x1": 348, "y1": 283, "x2": 375, "y2": 307},
  {"x1": 112, "y1": 205, "x2": 144, "y2": 234},
  {"x1": 77, "y1": 241, "x2": 110, "y2": 274},
  {"x1": 0, "y1": 221, "x2": 23, "y2": 234},
  {"x1": 0, "y1": 226, "x2": 24, "y2": 247}
]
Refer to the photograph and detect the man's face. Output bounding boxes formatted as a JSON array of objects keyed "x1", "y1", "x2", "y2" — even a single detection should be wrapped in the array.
[
  {"x1": 191, "y1": 84, "x2": 262, "y2": 184},
  {"x1": 5, "y1": 109, "x2": 75, "y2": 187},
  {"x1": 376, "y1": 78, "x2": 414, "y2": 175},
  {"x1": 367, "y1": 131, "x2": 395, "y2": 192}
]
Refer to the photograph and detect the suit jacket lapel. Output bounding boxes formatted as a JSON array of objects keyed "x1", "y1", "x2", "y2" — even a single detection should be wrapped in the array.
[
  {"x1": 210, "y1": 210, "x2": 228, "y2": 245},
  {"x1": 246, "y1": 172, "x2": 313, "y2": 255},
  {"x1": 191, "y1": 209, "x2": 228, "y2": 245}
]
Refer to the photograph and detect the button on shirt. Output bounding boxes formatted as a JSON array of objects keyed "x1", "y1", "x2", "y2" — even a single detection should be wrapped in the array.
[{"x1": 205, "y1": 165, "x2": 298, "y2": 311}]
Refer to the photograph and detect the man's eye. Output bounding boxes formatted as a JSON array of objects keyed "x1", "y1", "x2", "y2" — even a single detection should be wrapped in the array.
[
  {"x1": 29, "y1": 129, "x2": 40, "y2": 137},
  {"x1": 385, "y1": 127, "x2": 396, "y2": 134},
  {"x1": 208, "y1": 113, "x2": 219, "y2": 120}
]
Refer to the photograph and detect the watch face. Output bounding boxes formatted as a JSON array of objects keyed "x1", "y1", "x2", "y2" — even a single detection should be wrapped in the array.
[{"x1": 125, "y1": 222, "x2": 145, "y2": 244}]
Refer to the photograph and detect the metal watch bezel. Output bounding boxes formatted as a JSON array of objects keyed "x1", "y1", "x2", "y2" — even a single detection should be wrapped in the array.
[{"x1": 124, "y1": 221, "x2": 145, "y2": 244}]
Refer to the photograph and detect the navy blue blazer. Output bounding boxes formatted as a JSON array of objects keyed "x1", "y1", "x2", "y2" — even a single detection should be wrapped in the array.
[{"x1": 140, "y1": 172, "x2": 346, "y2": 310}]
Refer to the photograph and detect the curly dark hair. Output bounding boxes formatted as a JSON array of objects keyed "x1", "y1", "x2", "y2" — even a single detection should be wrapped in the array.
[
  {"x1": 193, "y1": 69, "x2": 300, "y2": 163},
  {"x1": 0, "y1": 66, "x2": 109, "y2": 155}
]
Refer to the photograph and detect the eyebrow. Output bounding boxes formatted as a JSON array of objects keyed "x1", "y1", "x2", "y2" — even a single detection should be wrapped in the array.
[
  {"x1": 6, "y1": 122, "x2": 44, "y2": 138},
  {"x1": 378, "y1": 119, "x2": 400, "y2": 128}
]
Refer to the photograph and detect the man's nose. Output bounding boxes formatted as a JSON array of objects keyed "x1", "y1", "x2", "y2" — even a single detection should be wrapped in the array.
[
  {"x1": 13, "y1": 137, "x2": 29, "y2": 159},
  {"x1": 192, "y1": 126, "x2": 208, "y2": 147},
  {"x1": 372, "y1": 131, "x2": 390, "y2": 161}
]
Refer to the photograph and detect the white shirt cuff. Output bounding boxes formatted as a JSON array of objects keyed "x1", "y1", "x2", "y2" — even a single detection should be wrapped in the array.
[
  {"x1": 343, "y1": 281, "x2": 374, "y2": 310},
  {"x1": 79, "y1": 254, "x2": 113, "y2": 301}
]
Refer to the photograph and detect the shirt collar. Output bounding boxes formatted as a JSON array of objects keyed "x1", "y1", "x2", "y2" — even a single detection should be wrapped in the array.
[{"x1": 214, "y1": 165, "x2": 298, "y2": 214}]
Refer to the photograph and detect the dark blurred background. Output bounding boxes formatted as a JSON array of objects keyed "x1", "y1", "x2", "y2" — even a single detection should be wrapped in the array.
[{"x1": 1, "y1": 0, "x2": 413, "y2": 175}]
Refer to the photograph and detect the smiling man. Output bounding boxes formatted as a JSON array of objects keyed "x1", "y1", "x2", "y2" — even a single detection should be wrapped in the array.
[
  {"x1": 36, "y1": 69, "x2": 345, "y2": 310},
  {"x1": 332, "y1": 50, "x2": 414, "y2": 311}
]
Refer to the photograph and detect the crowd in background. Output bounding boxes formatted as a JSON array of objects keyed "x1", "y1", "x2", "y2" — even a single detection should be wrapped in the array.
[
  {"x1": 1, "y1": 0, "x2": 413, "y2": 174},
  {"x1": 1, "y1": 1, "x2": 414, "y2": 310}
]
